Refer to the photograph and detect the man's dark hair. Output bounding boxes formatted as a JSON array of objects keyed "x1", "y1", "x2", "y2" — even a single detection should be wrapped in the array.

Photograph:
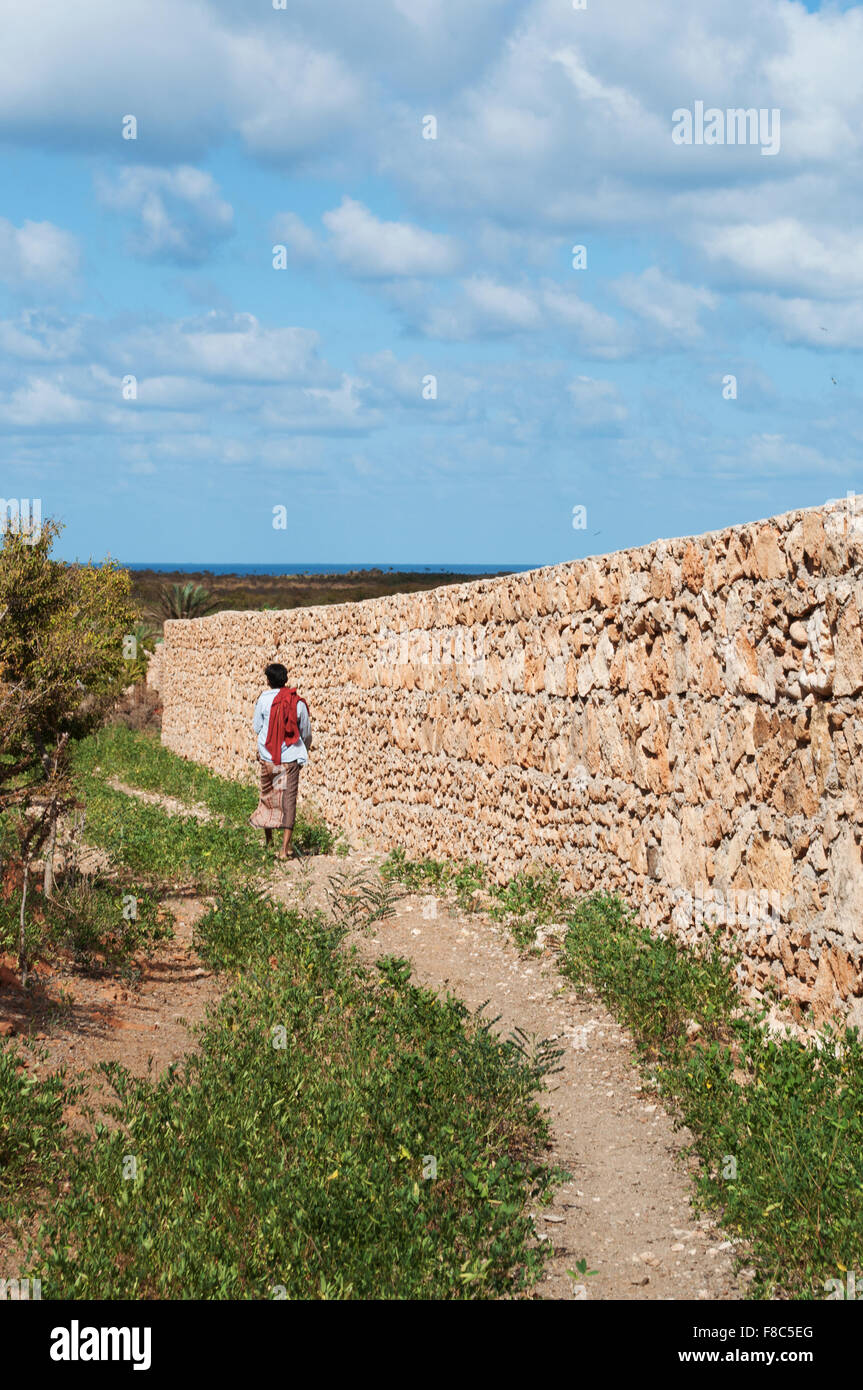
[{"x1": 265, "y1": 662, "x2": 288, "y2": 688}]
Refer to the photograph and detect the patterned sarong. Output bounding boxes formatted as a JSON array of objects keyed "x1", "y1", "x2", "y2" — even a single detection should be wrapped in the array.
[{"x1": 249, "y1": 758, "x2": 300, "y2": 830}]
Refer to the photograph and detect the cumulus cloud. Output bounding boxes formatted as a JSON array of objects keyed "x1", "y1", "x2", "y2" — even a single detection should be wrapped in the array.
[
  {"x1": 699, "y1": 220, "x2": 863, "y2": 300},
  {"x1": 457, "y1": 276, "x2": 542, "y2": 331},
  {"x1": 228, "y1": 36, "x2": 366, "y2": 164},
  {"x1": 714, "y1": 433, "x2": 844, "y2": 478},
  {"x1": 321, "y1": 197, "x2": 460, "y2": 278},
  {"x1": 0, "y1": 219, "x2": 79, "y2": 289},
  {"x1": 95, "y1": 166, "x2": 233, "y2": 264},
  {"x1": 0, "y1": 376, "x2": 88, "y2": 427},
  {"x1": 261, "y1": 376, "x2": 380, "y2": 435},
  {"x1": 611, "y1": 267, "x2": 718, "y2": 343},
  {"x1": 106, "y1": 374, "x2": 223, "y2": 411},
  {"x1": 2, "y1": 0, "x2": 863, "y2": 545},
  {"x1": 119, "y1": 312, "x2": 331, "y2": 385},
  {"x1": 411, "y1": 275, "x2": 632, "y2": 355},
  {"x1": 0, "y1": 0, "x2": 368, "y2": 164}
]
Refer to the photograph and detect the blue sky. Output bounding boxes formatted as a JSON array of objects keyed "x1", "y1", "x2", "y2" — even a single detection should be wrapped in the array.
[{"x1": 0, "y1": 0, "x2": 861, "y2": 566}]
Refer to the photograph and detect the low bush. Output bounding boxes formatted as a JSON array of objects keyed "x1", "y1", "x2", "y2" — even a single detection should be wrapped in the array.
[{"x1": 28, "y1": 888, "x2": 559, "y2": 1299}]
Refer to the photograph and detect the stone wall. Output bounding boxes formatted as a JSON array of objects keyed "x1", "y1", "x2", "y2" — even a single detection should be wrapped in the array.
[{"x1": 152, "y1": 499, "x2": 863, "y2": 1027}]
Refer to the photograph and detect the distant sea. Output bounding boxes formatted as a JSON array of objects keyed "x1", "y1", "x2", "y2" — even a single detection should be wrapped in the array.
[{"x1": 122, "y1": 562, "x2": 539, "y2": 576}]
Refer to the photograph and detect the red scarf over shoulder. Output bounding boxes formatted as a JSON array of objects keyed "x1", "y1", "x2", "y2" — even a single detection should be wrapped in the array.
[{"x1": 264, "y1": 687, "x2": 306, "y2": 765}]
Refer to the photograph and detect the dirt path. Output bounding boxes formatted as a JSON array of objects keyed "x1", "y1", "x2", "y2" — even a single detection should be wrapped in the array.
[
  {"x1": 0, "y1": 896, "x2": 219, "y2": 1101},
  {"x1": 0, "y1": 893, "x2": 220, "y2": 1281},
  {"x1": 3, "y1": 772, "x2": 748, "y2": 1301},
  {"x1": 266, "y1": 844, "x2": 748, "y2": 1301}
]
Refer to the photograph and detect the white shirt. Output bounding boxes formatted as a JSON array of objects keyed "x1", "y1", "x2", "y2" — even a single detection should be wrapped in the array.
[{"x1": 253, "y1": 689, "x2": 311, "y2": 766}]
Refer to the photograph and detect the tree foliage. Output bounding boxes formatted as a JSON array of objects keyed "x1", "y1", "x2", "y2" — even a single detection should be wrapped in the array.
[
  {"x1": 155, "y1": 581, "x2": 217, "y2": 620},
  {"x1": 0, "y1": 519, "x2": 135, "y2": 773},
  {"x1": 0, "y1": 518, "x2": 136, "y2": 970}
]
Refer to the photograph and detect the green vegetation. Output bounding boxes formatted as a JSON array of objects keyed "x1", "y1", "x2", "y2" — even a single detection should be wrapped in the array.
[
  {"x1": 0, "y1": 873, "x2": 173, "y2": 978},
  {"x1": 71, "y1": 725, "x2": 335, "y2": 882},
  {"x1": 563, "y1": 892, "x2": 863, "y2": 1300},
  {"x1": 2, "y1": 730, "x2": 558, "y2": 1301},
  {"x1": 129, "y1": 566, "x2": 508, "y2": 628},
  {"x1": 378, "y1": 853, "x2": 863, "y2": 1299},
  {"x1": 0, "y1": 534, "x2": 559, "y2": 1301},
  {"x1": 381, "y1": 849, "x2": 567, "y2": 947},
  {"x1": 486, "y1": 866, "x2": 569, "y2": 949},
  {"x1": 123, "y1": 621, "x2": 159, "y2": 684},
  {"x1": 0, "y1": 520, "x2": 136, "y2": 762},
  {"x1": 324, "y1": 864, "x2": 401, "y2": 934},
  {"x1": 155, "y1": 581, "x2": 218, "y2": 621},
  {"x1": 23, "y1": 886, "x2": 558, "y2": 1299},
  {"x1": 0, "y1": 518, "x2": 137, "y2": 971},
  {"x1": 381, "y1": 847, "x2": 486, "y2": 913},
  {"x1": 564, "y1": 892, "x2": 737, "y2": 1052},
  {"x1": 0, "y1": 1045, "x2": 80, "y2": 1209}
]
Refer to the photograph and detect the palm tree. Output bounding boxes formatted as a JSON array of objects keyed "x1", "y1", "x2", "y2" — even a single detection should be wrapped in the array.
[{"x1": 155, "y1": 582, "x2": 219, "y2": 620}]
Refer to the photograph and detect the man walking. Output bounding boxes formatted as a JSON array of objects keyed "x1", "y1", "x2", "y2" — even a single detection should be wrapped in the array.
[{"x1": 249, "y1": 662, "x2": 312, "y2": 859}]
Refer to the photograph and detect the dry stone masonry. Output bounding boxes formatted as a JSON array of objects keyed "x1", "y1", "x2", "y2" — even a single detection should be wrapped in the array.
[{"x1": 151, "y1": 499, "x2": 863, "y2": 1028}]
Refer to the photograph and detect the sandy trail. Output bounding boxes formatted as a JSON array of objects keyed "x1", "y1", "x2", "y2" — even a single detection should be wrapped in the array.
[{"x1": 267, "y1": 842, "x2": 747, "y2": 1301}]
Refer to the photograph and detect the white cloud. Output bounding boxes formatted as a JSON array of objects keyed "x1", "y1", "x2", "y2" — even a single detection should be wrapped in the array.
[
  {"x1": 260, "y1": 376, "x2": 382, "y2": 435},
  {"x1": 718, "y1": 433, "x2": 843, "y2": 478},
  {"x1": 0, "y1": 0, "x2": 368, "y2": 164},
  {"x1": 744, "y1": 293, "x2": 863, "y2": 350},
  {"x1": 322, "y1": 197, "x2": 460, "y2": 278},
  {"x1": 0, "y1": 377, "x2": 87, "y2": 427},
  {"x1": 0, "y1": 312, "x2": 85, "y2": 361},
  {"x1": 114, "y1": 375, "x2": 223, "y2": 410},
  {"x1": 612, "y1": 267, "x2": 718, "y2": 342},
  {"x1": 460, "y1": 276, "x2": 542, "y2": 330},
  {"x1": 228, "y1": 35, "x2": 365, "y2": 163},
  {"x1": 0, "y1": 219, "x2": 79, "y2": 289},
  {"x1": 271, "y1": 212, "x2": 321, "y2": 265},
  {"x1": 411, "y1": 275, "x2": 631, "y2": 354},
  {"x1": 95, "y1": 166, "x2": 233, "y2": 264},
  {"x1": 700, "y1": 219, "x2": 863, "y2": 299},
  {"x1": 120, "y1": 313, "x2": 330, "y2": 385},
  {"x1": 539, "y1": 285, "x2": 634, "y2": 357}
]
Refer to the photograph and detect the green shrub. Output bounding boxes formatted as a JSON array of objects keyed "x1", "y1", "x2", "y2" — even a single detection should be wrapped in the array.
[
  {"x1": 381, "y1": 847, "x2": 451, "y2": 893},
  {"x1": 564, "y1": 892, "x2": 737, "y2": 1053},
  {"x1": 658, "y1": 1019, "x2": 863, "y2": 1299},
  {"x1": 0, "y1": 1043, "x2": 79, "y2": 1207},
  {"x1": 488, "y1": 867, "x2": 569, "y2": 949},
  {"x1": 292, "y1": 807, "x2": 335, "y2": 857},
  {"x1": 46, "y1": 878, "x2": 173, "y2": 975},
  {"x1": 381, "y1": 848, "x2": 486, "y2": 913},
  {"x1": 28, "y1": 889, "x2": 559, "y2": 1300}
]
